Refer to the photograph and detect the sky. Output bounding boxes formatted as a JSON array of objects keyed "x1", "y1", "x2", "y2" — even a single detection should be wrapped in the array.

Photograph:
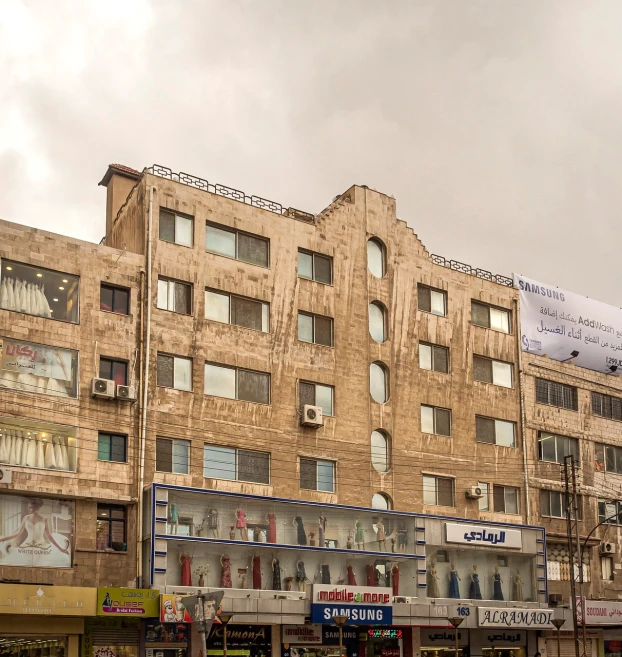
[{"x1": 1, "y1": 1, "x2": 621, "y2": 304}]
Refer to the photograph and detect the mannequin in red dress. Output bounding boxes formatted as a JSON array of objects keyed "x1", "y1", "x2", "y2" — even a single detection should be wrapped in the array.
[
  {"x1": 266, "y1": 513, "x2": 277, "y2": 544},
  {"x1": 366, "y1": 563, "x2": 374, "y2": 587},
  {"x1": 252, "y1": 555, "x2": 262, "y2": 589},
  {"x1": 392, "y1": 564, "x2": 400, "y2": 596},
  {"x1": 347, "y1": 564, "x2": 357, "y2": 586},
  {"x1": 180, "y1": 552, "x2": 192, "y2": 586}
]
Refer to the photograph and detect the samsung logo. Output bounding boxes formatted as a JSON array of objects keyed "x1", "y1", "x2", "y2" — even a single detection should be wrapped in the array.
[{"x1": 517, "y1": 279, "x2": 565, "y2": 302}]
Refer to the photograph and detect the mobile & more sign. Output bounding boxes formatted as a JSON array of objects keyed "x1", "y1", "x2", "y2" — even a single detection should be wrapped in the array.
[{"x1": 311, "y1": 585, "x2": 393, "y2": 626}]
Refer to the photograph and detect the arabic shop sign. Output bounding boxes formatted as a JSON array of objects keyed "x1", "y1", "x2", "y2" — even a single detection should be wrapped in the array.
[
  {"x1": 476, "y1": 631, "x2": 525, "y2": 646},
  {"x1": 313, "y1": 585, "x2": 392, "y2": 604},
  {"x1": 578, "y1": 599, "x2": 622, "y2": 625},
  {"x1": 515, "y1": 274, "x2": 622, "y2": 375},
  {"x1": 421, "y1": 630, "x2": 468, "y2": 646},
  {"x1": 369, "y1": 630, "x2": 403, "y2": 639},
  {"x1": 96, "y1": 588, "x2": 159, "y2": 616},
  {"x1": 0, "y1": 584, "x2": 96, "y2": 616},
  {"x1": 477, "y1": 607, "x2": 554, "y2": 628},
  {"x1": 445, "y1": 523, "x2": 522, "y2": 549}
]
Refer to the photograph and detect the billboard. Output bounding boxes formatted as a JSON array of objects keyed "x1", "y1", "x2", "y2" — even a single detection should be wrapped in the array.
[
  {"x1": 97, "y1": 588, "x2": 160, "y2": 616},
  {"x1": 515, "y1": 274, "x2": 622, "y2": 374},
  {"x1": 0, "y1": 494, "x2": 73, "y2": 568}
]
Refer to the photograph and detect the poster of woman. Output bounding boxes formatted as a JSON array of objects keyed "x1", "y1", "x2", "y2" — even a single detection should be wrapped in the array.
[{"x1": 0, "y1": 494, "x2": 73, "y2": 568}]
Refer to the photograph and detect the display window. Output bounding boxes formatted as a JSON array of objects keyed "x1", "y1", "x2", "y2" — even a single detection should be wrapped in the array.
[
  {"x1": 426, "y1": 547, "x2": 535, "y2": 602},
  {"x1": 0, "y1": 416, "x2": 77, "y2": 472},
  {"x1": 0, "y1": 636, "x2": 67, "y2": 656},
  {"x1": 365, "y1": 629, "x2": 403, "y2": 657},
  {"x1": 482, "y1": 649, "x2": 525, "y2": 657},
  {"x1": 0, "y1": 337, "x2": 79, "y2": 398},
  {"x1": 0, "y1": 259, "x2": 79, "y2": 323},
  {"x1": 605, "y1": 641, "x2": 622, "y2": 657}
]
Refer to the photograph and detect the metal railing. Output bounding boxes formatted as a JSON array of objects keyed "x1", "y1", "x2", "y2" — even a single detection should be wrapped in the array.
[{"x1": 430, "y1": 254, "x2": 513, "y2": 287}]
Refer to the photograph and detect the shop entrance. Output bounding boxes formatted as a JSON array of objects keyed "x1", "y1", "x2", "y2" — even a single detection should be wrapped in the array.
[
  {"x1": 0, "y1": 636, "x2": 67, "y2": 657},
  {"x1": 482, "y1": 649, "x2": 525, "y2": 657}
]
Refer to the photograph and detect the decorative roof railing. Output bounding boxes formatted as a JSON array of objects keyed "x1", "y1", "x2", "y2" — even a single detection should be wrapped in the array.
[{"x1": 430, "y1": 254, "x2": 513, "y2": 287}]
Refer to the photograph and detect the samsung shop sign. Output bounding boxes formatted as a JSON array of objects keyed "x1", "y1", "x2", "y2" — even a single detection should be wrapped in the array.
[
  {"x1": 446, "y1": 523, "x2": 522, "y2": 549},
  {"x1": 311, "y1": 585, "x2": 393, "y2": 625}
]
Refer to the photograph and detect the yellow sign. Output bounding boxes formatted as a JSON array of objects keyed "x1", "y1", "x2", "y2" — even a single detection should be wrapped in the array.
[
  {"x1": 0, "y1": 584, "x2": 96, "y2": 616},
  {"x1": 97, "y1": 587, "x2": 159, "y2": 616}
]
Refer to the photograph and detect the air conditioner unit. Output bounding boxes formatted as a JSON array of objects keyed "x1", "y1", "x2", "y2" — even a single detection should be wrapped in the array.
[
  {"x1": 301, "y1": 405, "x2": 323, "y2": 428},
  {"x1": 394, "y1": 596, "x2": 413, "y2": 603},
  {"x1": 466, "y1": 485, "x2": 484, "y2": 499},
  {"x1": 91, "y1": 378, "x2": 115, "y2": 399},
  {"x1": 600, "y1": 542, "x2": 616, "y2": 555},
  {"x1": 116, "y1": 385, "x2": 136, "y2": 401},
  {"x1": 0, "y1": 468, "x2": 12, "y2": 484},
  {"x1": 549, "y1": 593, "x2": 563, "y2": 606}
]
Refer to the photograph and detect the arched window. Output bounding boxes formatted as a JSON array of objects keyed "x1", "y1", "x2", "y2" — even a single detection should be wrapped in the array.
[
  {"x1": 370, "y1": 362, "x2": 389, "y2": 403},
  {"x1": 367, "y1": 238, "x2": 386, "y2": 278},
  {"x1": 372, "y1": 492, "x2": 392, "y2": 510},
  {"x1": 368, "y1": 302, "x2": 387, "y2": 343},
  {"x1": 371, "y1": 430, "x2": 390, "y2": 472}
]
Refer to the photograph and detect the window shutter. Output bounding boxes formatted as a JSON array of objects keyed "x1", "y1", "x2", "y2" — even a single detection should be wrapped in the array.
[
  {"x1": 299, "y1": 382, "x2": 315, "y2": 409},
  {"x1": 111, "y1": 435, "x2": 126, "y2": 463},
  {"x1": 174, "y1": 282, "x2": 191, "y2": 314},
  {"x1": 300, "y1": 458, "x2": 317, "y2": 490},
  {"x1": 238, "y1": 233, "x2": 269, "y2": 267},
  {"x1": 314, "y1": 316, "x2": 333, "y2": 346},
  {"x1": 159, "y1": 210, "x2": 176, "y2": 242},
  {"x1": 493, "y1": 486, "x2": 505, "y2": 512},
  {"x1": 232, "y1": 296, "x2": 262, "y2": 331},
  {"x1": 238, "y1": 449, "x2": 270, "y2": 484},
  {"x1": 437, "y1": 477, "x2": 454, "y2": 506},
  {"x1": 471, "y1": 302, "x2": 490, "y2": 328},
  {"x1": 314, "y1": 255, "x2": 332, "y2": 284},
  {"x1": 535, "y1": 379, "x2": 549, "y2": 404},
  {"x1": 433, "y1": 346, "x2": 448, "y2": 373},
  {"x1": 238, "y1": 370, "x2": 270, "y2": 404},
  {"x1": 157, "y1": 354, "x2": 174, "y2": 387},
  {"x1": 418, "y1": 286, "x2": 431, "y2": 312},
  {"x1": 476, "y1": 417, "x2": 495, "y2": 443},
  {"x1": 156, "y1": 438, "x2": 173, "y2": 473},
  {"x1": 612, "y1": 397, "x2": 622, "y2": 421},
  {"x1": 473, "y1": 356, "x2": 493, "y2": 383},
  {"x1": 435, "y1": 408, "x2": 451, "y2": 436}
]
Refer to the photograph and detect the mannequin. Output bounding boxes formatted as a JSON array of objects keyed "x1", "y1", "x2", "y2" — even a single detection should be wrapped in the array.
[
  {"x1": 391, "y1": 537, "x2": 397, "y2": 553},
  {"x1": 293, "y1": 516, "x2": 307, "y2": 545},
  {"x1": 239, "y1": 569, "x2": 248, "y2": 589},
  {"x1": 207, "y1": 507, "x2": 219, "y2": 538},
  {"x1": 493, "y1": 567, "x2": 504, "y2": 600},
  {"x1": 512, "y1": 568, "x2": 524, "y2": 601},
  {"x1": 321, "y1": 563, "x2": 331, "y2": 584},
  {"x1": 220, "y1": 554, "x2": 232, "y2": 588},
  {"x1": 448, "y1": 562, "x2": 461, "y2": 598},
  {"x1": 266, "y1": 512, "x2": 277, "y2": 543},
  {"x1": 318, "y1": 514, "x2": 327, "y2": 548},
  {"x1": 392, "y1": 564, "x2": 400, "y2": 597},
  {"x1": 272, "y1": 557, "x2": 282, "y2": 590},
  {"x1": 236, "y1": 508, "x2": 248, "y2": 540},
  {"x1": 252, "y1": 555, "x2": 261, "y2": 589},
  {"x1": 366, "y1": 563, "x2": 375, "y2": 586},
  {"x1": 346, "y1": 530, "x2": 354, "y2": 550},
  {"x1": 229, "y1": 525, "x2": 236, "y2": 540},
  {"x1": 296, "y1": 560, "x2": 307, "y2": 592},
  {"x1": 428, "y1": 560, "x2": 440, "y2": 598},
  {"x1": 469, "y1": 565, "x2": 482, "y2": 600},
  {"x1": 376, "y1": 518, "x2": 386, "y2": 551},
  {"x1": 355, "y1": 519, "x2": 365, "y2": 549},
  {"x1": 397, "y1": 521, "x2": 408, "y2": 553},
  {"x1": 179, "y1": 552, "x2": 192, "y2": 586},
  {"x1": 169, "y1": 503, "x2": 179, "y2": 535},
  {"x1": 347, "y1": 564, "x2": 357, "y2": 586}
]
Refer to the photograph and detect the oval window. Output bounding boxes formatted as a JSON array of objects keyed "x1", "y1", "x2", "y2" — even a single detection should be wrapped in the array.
[
  {"x1": 370, "y1": 362, "x2": 388, "y2": 403},
  {"x1": 371, "y1": 430, "x2": 389, "y2": 472},
  {"x1": 372, "y1": 492, "x2": 392, "y2": 510},
  {"x1": 367, "y1": 238, "x2": 386, "y2": 278},
  {"x1": 369, "y1": 302, "x2": 387, "y2": 343}
]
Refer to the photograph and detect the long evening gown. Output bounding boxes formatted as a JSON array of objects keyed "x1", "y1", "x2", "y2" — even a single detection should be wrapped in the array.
[
  {"x1": 493, "y1": 572, "x2": 504, "y2": 600},
  {"x1": 449, "y1": 570, "x2": 460, "y2": 598},
  {"x1": 469, "y1": 573, "x2": 482, "y2": 599}
]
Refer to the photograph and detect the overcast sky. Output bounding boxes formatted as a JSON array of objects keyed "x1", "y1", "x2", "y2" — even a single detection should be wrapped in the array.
[{"x1": 2, "y1": 1, "x2": 621, "y2": 304}]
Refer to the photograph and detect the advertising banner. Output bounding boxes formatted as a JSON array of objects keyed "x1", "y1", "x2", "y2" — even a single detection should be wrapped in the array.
[
  {"x1": 0, "y1": 494, "x2": 73, "y2": 568},
  {"x1": 0, "y1": 583, "x2": 96, "y2": 616},
  {"x1": 282, "y1": 625, "x2": 323, "y2": 644},
  {"x1": 445, "y1": 523, "x2": 522, "y2": 549},
  {"x1": 514, "y1": 274, "x2": 622, "y2": 374},
  {"x1": 421, "y1": 629, "x2": 469, "y2": 647},
  {"x1": 478, "y1": 607, "x2": 554, "y2": 628},
  {"x1": 97, "y1": 588, "x2": 159, "y2": 616},
  {"x1": 311, "y1": 584, "x2": 393, "y2": 625},
  {"x1": 145, "y1": 619, "x2": 189, "y2": 644},
  {"x1": 578, "y1": 599, "x2": 622, "y2": 625},
  {"x1": 311, "y1": 604, "x2": 392, "y2": 625},
  {"x1": 161, "y1": 594, "x2": 193, "y2": 622}
]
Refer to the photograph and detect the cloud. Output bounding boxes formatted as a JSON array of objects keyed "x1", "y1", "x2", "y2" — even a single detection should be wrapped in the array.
[{"x1": 1, "y1": 0, "x2": 621, "y2": 303}]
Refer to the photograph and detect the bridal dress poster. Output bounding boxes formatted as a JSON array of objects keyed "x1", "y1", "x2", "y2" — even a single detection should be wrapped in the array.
[
  {"x1": 0, "y1": 493, "x2": 73, "y2": 568},
  {"x1": 0, "y1": 337, "x2": 78, "y2": 398}
]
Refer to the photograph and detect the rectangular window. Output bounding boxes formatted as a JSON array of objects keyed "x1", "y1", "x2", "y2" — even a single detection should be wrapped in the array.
[
  {"x1": 535, "y1": 378, "x2": 578, "y2": 410},
  {"x1": 0, "y1": 337, "x2": 79, "y2": 398},
  {"x1": 157, "y1": 278, "x2": 192, "y2": 315},
  {"x1": 204, "y1": 363, "x2": 270, "y2": 404},
  {"x1": 476, "y1": 416, "x2": 516, "y2": 447},
  {"x1": 205, "y1": 289, "x2": 269, "y2": 332},
  {"x1": 99, "y1": 357, "x2": 128, "y2": 386},
  {"x1": 0, "y1": 417, "x2": 77, "y2": 472},
  {"x1": 298, "y1": 312, "x2": 333, "y2": 346},
  {"x1": 473, "y1": 355, "x2": 513, "y2": 388},
  {"x1": 156, "y1": 354, "x2": 192, "y2": 391},
  {"x1": 203, "y1": 445, "x2": 270, "y2": 484},
  {"x1": 0, "y1": 258, "x2": 80, "y2": 323},
  {"x1": 592, "y1": 392, "x2": 622, "y2": 421},
  {"x1": 421, "y1": 405, "x2": 451, "y2": 436},
  {"x1": 478, "y1": 482, "x2": 490, "y2": 511},
  {"x1": 156, "y1": 437, "x2": 190, "y2": 474},
  {"x1": 419, "y1": 343, "x2": 449, "y2": 373},
  {"x1": 206, "y1": 223, "x2": 269, "y2": 267},
  {"x1": 596, "y1": 443, "x2": 622, "y2": 474},
  {"x1": 300, "y1": 457, "x2": 335, "y2": 492},
  {"x1": 96, "y1": 504, "x2": 126, "y2": 551},
  {"x1": 540, "y1": 490, "x2": 582, "y2": 519},
  {"x1": 298, "y1": 250, "x2": 333, "y2": 284},
  {"x1": 97, "y1": 432, "x2": 127, "y2": 463},
  {"x1": 423, "y1": 475, "x2": 454, "y2": 507},
  {"x1": 299, "y1": 381, "x2": 334, "y2": 417},
  {"x1": 493, "y1": 485, "x2": 520, "y2": 514},
  {"x1": 538, "y1": 431, "x2": 579, "y2": 465},
  {"x1": 100, "y1": 284, "x2": 130, "y2": 315},
  {"x1": 159, "y1": 209, "x2": 193, "y2": 247},
  {"x1": 602, "y1": 556, "x2": 614, "y2": 581},
  {"x1": 471, "y1": 301, "x2": 510, "y2": 333},
  {"x1": 599, "y1": 500, "x2": 622, "y2": 525},
  {"x1": 418, "y1": 285, "x2": 447, "y2": 316}
]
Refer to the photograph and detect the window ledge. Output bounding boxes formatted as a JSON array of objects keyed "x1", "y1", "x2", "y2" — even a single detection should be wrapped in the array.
[
  {"x1": 76, "y1": 548, "x2": 128, "y2": 554},
  {"x1": 100, "y1": 310, "x2": 133, "y2": 319}
]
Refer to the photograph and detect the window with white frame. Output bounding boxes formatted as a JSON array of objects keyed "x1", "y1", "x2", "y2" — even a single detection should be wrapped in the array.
[
  {"x1": 203, "y1": 444, "x2": 270, "y2": 484},
  {"x1": 156, "y1": 437, "x2": 190, "y2": 474},
  {"x1": 478, "y1": 482, "x2": 490, "y2": 511},
  {"x1": 471, "y1": 301, "x2": 510, "y2": 333},
  {"x1": 602, "y1": 556, "x2": 614, "y2": 580},
  {"x1": 156, "y1": 353, "x2": 192, "y2": 391},
  {"x1": 205, "y1": 289, "x2": 269, "y2": 332},
  {"x1": 419, "y1": 342, "x2": 449, "y2": 373},
  {"x1": 368, "y1": 302, "x2": 387, "y2": 343},
  {"x1": 423, "y1": 475, "x2": 454, "y2": 507},
  {"x1": 298, "y1": 312, "x2": 333, "y2": 346},
  {"x1": 473, "y1": 355, "x2": 513, "y2": 388},
  {"x1": 369, "y1": 362, "x2": 389, "y2": 403},
  {"x1": 371, "y1": 430, "x2": 389, "y2": 473},
  {"x1": 204, "y1": 363, "x2": 270, "y2": 404},
  {"x1": 493, "y1": 485, "x2": 519, "y2": 514},
  {"x1": 205, "y1": 223, "x2": 269, "y2": 267},
  {"x1": 300, "y1": 457, "x2": 335, "y2": 492},
  {"x1": 157, "y1": 277, "x2": 192, "y2": 315},
  {"x1": 476, "y1": 416, "x2": 516, "y2": 447},
  {"x1": 538, "y1": 431, "x2": 579, "y2": 465},
  {"x1": 298, "y1": 249, "x2": 332, "y2": 284},
  {"x1": 159, "y1": 209, "x2": 193, "y2": 247},
  {"x1": 421, "y1": 405, "x2": 451, "y2": 436}
]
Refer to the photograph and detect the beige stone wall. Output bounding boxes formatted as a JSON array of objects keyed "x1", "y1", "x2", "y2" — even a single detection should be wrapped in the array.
[{"x1": 0, "y1": 219, "x2": 143, "y2": 586}]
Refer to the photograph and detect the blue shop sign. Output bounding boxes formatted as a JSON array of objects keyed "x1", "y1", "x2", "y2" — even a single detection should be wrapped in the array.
[{"x1": 311, "y1": 604, "x2": 393, "y2": 625}]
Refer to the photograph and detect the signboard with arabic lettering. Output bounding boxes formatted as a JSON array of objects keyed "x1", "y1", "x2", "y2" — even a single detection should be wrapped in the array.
[
  {"x1": 445, "y1": 523, "x2": 522, "y2": 549},
  {"x1": 578, "y1": 599, "x2": 622, "y2": 625},
  {"x1": 515, "y1": 274, "x2": 622, "y2": 375}
]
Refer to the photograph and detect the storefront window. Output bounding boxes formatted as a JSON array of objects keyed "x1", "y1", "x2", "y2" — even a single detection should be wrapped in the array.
[
  {"x1": 0, "y1": 259, "x2": 79, "y2": 323},
  {"x1": 0, "y1": 337, "x2": 79, "y2": 398},
  {"x1": 0, "y1": 416, "x2": 77, "y2": 472},
  {"x1": 0, "y1": 636, "x2": 68, "y2": 656}
]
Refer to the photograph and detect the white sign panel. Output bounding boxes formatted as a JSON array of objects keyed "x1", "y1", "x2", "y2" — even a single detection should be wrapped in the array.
[
  {"x1": 515, "y1": 274, "x2": 622, "y2": 374},
  {"x1": 282, "y1": 625, "x2": 322, "y2": 644},
  {"x1": 579, "y1": 599, "x2": 622, "y2": 625},
  {"x1": 478, "y1": 607, "x2": 554, "y2": 628},
  {"x1": 313, "y1": 584, "x2": 392, "y2": 605},
  {"x1": 446, "y1": 523, "x2": 522, "y2": 549}
]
